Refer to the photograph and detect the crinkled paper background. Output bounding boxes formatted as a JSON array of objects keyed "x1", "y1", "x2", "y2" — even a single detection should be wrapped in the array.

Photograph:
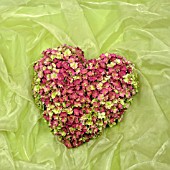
[{"x1": 0, "y1": 0, "x2": 170, "y2": 170}]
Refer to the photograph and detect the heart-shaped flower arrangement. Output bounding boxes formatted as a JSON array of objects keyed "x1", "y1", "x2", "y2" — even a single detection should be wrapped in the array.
[{"x1": 32, "y1": 44, "x2": 139, "y2": 148}]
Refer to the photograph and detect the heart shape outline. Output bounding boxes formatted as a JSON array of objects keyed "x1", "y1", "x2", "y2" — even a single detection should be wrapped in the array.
[{"x1": 32, "y1": 44, "x2": 139, "y2": 148}]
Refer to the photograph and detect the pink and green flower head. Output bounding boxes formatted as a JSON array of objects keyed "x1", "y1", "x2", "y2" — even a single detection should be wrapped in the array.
[{"x1": 32, "y1": 44, "x2": 139, "y2": 148}]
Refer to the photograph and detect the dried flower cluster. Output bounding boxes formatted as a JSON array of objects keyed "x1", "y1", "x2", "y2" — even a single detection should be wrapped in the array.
[{"x1": 32, "y1": 44, "x2": 139, "y2": 148}]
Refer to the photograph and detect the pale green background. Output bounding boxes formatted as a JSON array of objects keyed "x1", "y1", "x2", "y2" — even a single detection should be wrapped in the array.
[{"x1": 0, "y1": 0, "x2": 170, "y2": 170}]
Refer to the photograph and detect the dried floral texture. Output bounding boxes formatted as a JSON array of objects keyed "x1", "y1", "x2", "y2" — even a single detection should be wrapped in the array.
[{"x1": 32, "y1": 44, "x2": 139, "y2": 148}]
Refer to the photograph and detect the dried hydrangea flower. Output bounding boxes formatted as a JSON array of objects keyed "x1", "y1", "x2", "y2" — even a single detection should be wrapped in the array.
[{"x1": 32, "y1": 44, "x2": 139, "y2": 148}]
